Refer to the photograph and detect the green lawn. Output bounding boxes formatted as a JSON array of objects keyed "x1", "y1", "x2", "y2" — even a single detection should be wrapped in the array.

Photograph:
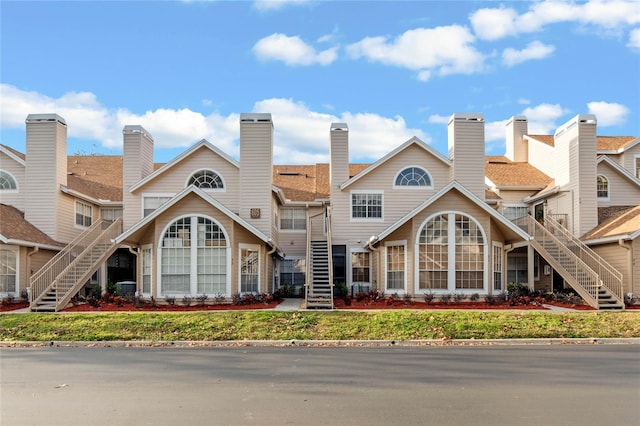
[{"x1": 1, "y1": 311, "x2": 639, "y2": 342}]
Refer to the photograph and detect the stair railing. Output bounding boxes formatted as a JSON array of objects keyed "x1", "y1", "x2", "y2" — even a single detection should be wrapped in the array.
[
  {"x1": 543, "y1": 215, "x2": 624, "y2": 305},
  {"x1": 30, "y1": 218, "x2": 122, "y2": 307},
  {"x1": 324, "y1": 205, "x2": 334, "y2": 305}
]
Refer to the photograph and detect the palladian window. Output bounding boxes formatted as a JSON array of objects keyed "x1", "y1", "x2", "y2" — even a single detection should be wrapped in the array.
[
  {"x1": 394, "y1": 167, "x2": 432, "y2": 187},
  {"x1": 0, "y1": 170, "x2": 17, "y2": 191},
  {"x1": 188, "y1": 169, "x2": 224, "y2": 190}
]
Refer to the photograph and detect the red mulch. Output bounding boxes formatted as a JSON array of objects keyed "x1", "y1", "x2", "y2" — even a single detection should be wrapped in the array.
[
  {"x1": 0, "y1": 302, "x2": 29, "y2": 312},
  {"x1": 61, "y1": 300, "x2": 282, "y2": 312},
  {"x1": 333, "y1": 298, "x2": 598, "y2": 310}
]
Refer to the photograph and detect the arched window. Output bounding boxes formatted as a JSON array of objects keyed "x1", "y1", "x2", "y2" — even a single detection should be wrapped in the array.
[
  {"x1": 394, "y1": 167, "x2": 432, "y2": 187},
  {"x1": 417, "y1": 212, "x2": 486, "y2": 292},
  {"x1": 187, "y1": 169, "x2": 224, "y2": 190},
  {"x1": 597, "y1": 175, "x2": 609, "y2": 199},
  {"x1": 160, "y1": 216, "x2": 228, "y2": 295},
  {"x1": 0, "y1": 170, "x2": 17, "y2": 191}
]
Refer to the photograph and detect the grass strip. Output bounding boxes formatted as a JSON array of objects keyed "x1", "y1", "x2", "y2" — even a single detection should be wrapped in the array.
[{"x1": 1, "y1": 311, "x2": 639, "y2": 342}]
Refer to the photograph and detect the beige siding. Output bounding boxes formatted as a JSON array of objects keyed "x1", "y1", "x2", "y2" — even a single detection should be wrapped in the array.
[
  {"x1": 331, "y1": 144, "x2": 451, "y2": 246},
  {"x1": 448, "y1": 114, "x2": 485, "y2": 199},
  {"x1": 527, "y1": 140, "x2": 556, "y2": 179},
  {"x1": 136, "y1": 147, "x2": 241, "y2": 213},
  {"x1": 56, "y1": 194, "x2": 95, "y2": 243},
  {"x1": 239, "y1": 117, "x2": 273, "y2": 237},
  {"x1": 591, "y1": 243, "x2": 632, "y2": 295},
  {"x1": 0, "y1": 151, "x2": 26, "y2": 211},
  {"x1": 505, "y1": 116, "x2": 528, "y2": 163},
  {"x1": 596, "y1": 162, "x2": 640, "y2": 207},
  {"x1": 25, "y1": 116, "x2": 67, "y2": 241},
  {"x1": 621, "y1": 145, "x2": 640, "y2": 175},
  {"x1": 496, "y1": 190, "x2": 538, "y2": 204},
  {"x1": 123, "y1": 127, "x2": 154, "y2": 230}
]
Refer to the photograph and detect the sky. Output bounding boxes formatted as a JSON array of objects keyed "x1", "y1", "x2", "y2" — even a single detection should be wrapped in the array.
[{"x1": 1, "y1": 0, "x2": 639, "y2": 165}]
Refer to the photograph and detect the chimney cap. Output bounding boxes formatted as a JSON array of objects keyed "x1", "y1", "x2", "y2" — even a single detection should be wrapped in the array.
[
  {"x1": 331, "y1": 122, "x2": 348, "y2": 131},
  {"x1": 123, "y1": 125, "x2": 154, "y2": 141},
  {"x1": 240, "y1": 113, "x2": 272, "y2": 123},
  {"x1": 448, "y1": 113, "x2": 484, "y2": 124},
  {"x1": 26, "y1": 113, "x2": 67, "y2": 126}
]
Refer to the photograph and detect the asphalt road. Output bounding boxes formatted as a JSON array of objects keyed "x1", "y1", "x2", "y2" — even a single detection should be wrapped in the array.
[{"x1": 1, "y1": 344, "x2": 639, "y2": 426}]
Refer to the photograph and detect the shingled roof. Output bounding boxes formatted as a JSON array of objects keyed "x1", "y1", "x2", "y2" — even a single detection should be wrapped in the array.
[
  {"x1": 0, "y1": 204, "x2": 63, "y2": 248},
  {"x1": 526, "y1": 135, "x2": 637, "y2": 151},
  {"x1": 273, "y1": 163, "x2": 369, "y2": 201},
  {"x1": 485, "y1": 156, "x2": 553, "y2": 189},
  {"x1": 582, "y1": 205, "x2": 640, "y2": 241}
]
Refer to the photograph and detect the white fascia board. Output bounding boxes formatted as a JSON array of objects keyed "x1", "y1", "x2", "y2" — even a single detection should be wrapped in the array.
[
  {"x1": 485, "y1": 177, "x2": 497, "y2": 190},
  {"x1": 60, "y1": 185, "x2": 123, "y2": 207},
  {"x1": 524, "y1": 186, "x2": 561, "y2": 203},
  {"x1": 597, "y1": 137, "x2": 640, "y2": 155},
  {"x1": 373, "y1": 181, "x2": 530, "y2": 243},
  {"x1": 2, "y1": 237, "x2": 64, "y2": 251},
  {"x1": 583, "y1": 235, "x2": 632, "y2": 246},
  {"x1": 129, "y1": 139, "x2": 239, "y2": 193},
  {"x1": 0, "y1": 145, "x2": 26, "y2": 166},
  {"x1": 597, "y1": 156, "x2": 640, "y2": 186},
  {"x1": 340, "y1": 137, "x2": 451, "y2": 190}
]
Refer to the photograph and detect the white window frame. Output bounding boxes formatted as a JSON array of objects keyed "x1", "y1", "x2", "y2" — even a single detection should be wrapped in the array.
[
  {"x1": 501, "y1": 203, "x2": 529, "y2": 221},
  {"x1": 0, "y1": 245, "x2": 19, "y2": 296},
  {"x1": 239, "y1": 244, "x2": 260, "y2": 294},
  {"x1": 393, "y1": 166, "x2": 433, "y2": 189},
  {"x1": 349, "y1": 248, "x2": 371, "y2": 287},
  {"x1": 635, "y1": 155, "x2": 640, "y2": 180},
  {"x1": 141, "y1": 244, "x2": 152, "y2": 296},
  {"x1": 0, "y1": 170, "x2": 18, "y2": 192},
  {"x1": 279, "y1": 207, "x2": 307, "y2": 232},
  {"x1": 100, "y1": 207, "x2": 123, "y2": 222},
  {"x1": 157, "y1": 214, "x2": 230, "y2": 297},
  {"x1": 385, "y1": 240, "x2": 407, "y2": 293},
  {"x1": 597, "y1": 174, "x2": 609, "y2": 200},
  {"x1": 350, "y1": 190, "x2": 384, "y2": 222},
  {"x1": 75, "y1": 200, "x2": 93, "y2": 228},
  {"x1": 142, "y1": 193, "x2": 174, "y2": 217},
  {"x1": 279, "y1": 257, "x2": 306, "y2": 289},
  {"x1": 184, "y1": 168, "x2": 226, "y2": 192},
  {"x1": 414, "y1": 212, "x2": 488, "y2": 294},
  {"x1": 492, "y1": 242, "x2": 503, "y2": 292}
]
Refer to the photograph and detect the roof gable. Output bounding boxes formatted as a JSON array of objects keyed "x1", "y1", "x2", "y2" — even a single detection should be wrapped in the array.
[
  {"x1": 597, "y1": 155, "x2": 640, "y2": 187},
  {"x1": 582, "y1": 205, "x2": 640, "y2": 242},
  {"x1": 115, "y1": 186, "x2": 273, "y2": 247},
  {"x1": 373, "y1": 181, "x2": 530, "y2": 243},
  {"x1": 0, "y1": 144, "x2": 26, "y2": 166},
  {"x1": 340, "y1": 137, "x2": 451, "y2": 190},
  {"x1": 485, "y1": 156, "x2": 553, "y2": 189},
  {"x1": 0, "y1": 204, "x2": 63, "y2": 249},
  {"x1": 129, "y1": 140, "x2": 239, "y2": 192}
]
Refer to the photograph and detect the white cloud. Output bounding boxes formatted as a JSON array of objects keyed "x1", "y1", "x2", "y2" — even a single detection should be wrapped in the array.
[
  {"x1": 587, "y1": 101, "x2": 630, "y2": 126},
  {"x1": 471, "y1": 0, "x2": 640, "y2": 41},
  {"x1": 485, "y1": 120, "x2": 509, "y2": 142},
  {"x1": 628, "y1": 28, "x2": 640, "y2": 48},
  {"x1": 427, "y1": 114, "x2": 450, "y2": 124},
  {"x1": 253, "y1": 33, "x2": 338, "y2": 66},
  {"x1": 502, "y1": 41, "x2": 555, "y2": 67},
  {"x1": 517, "y1": 98, "x2": 531, "y2": 105},
  {"x1": 520, "y1": 103, "x2": 570, "y2": 134},
  {"x1": 1, "y1": 84, "x2": 430, "y2": 165},
  {"x1": 252, "y1": 0, "x2": 309, "y2": 11},
  {"x1": 346, "y1": 25, "x2": 485, "y2": 78}
]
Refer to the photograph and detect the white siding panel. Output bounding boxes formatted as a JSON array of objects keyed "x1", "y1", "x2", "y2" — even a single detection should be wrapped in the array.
[
  {"x1": 596, "y1": 162, "x2": 640, "y2": 207},
  {"x1": 0, "y1": 151, "x2": 26, "y2": 211}
]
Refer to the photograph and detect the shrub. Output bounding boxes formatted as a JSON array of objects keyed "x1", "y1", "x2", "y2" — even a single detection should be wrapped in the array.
[
  {"x1": 20, "y1": 288, "x2": 29, "y2": 301},
  {"x1": 336, "y1": 282, "x2": 348, "y2": 297},
  {"x1": 196, "y1": 294, "x2": 208, "y2": 306},
  {"x1": 92, "y1": 284, "x2": 102, "y2": 300},
  {"x1": 484, "y1": 294, "x2": 496, "y2": 305},
  {"x1": 165, "y1": 296, "x2": 176, "y2": 306},
  {"x1": 181, "y1": 296, "x2": 193, "y2": 307},
  {"x1": 423, "y1": 291, "x2": 435, "y2": 304},
  {"x1": 469, "y1": 293, "x2": 480, "y2": 302},
  {"x1": 87, "y1": 296, "x2": 101, "y2": 308},
  {"x1": 495, "y1": 292, "x2": 507, "y2": 304},
  {"x1": 231, "y1": 293, "x2": 242, "y2": 305},
  {"x1": 453, "y1": 293, "x2": 466, "y2": 303},
  {"x1": 150, "y1": 296, "x2": 158, "y2": 308},
  {"x1": 440, "y1": 293, "x2": 452, "y2": 304},
  {"x1": 403, "y1": 293, "x2": 413, "y2": 305},
  {"x1": 214, "y1": 293, "x2": 226, "y2": 304},
  {"x1": 507, "y1": 282, "x2": 530, "y2": 298},
  {"x1": 106, "y1": 281, "x2": 118, "y2": 297}
]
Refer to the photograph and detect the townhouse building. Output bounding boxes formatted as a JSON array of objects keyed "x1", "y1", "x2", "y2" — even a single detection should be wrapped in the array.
[{"x1": 1, "y1": 112, "x2": 638, "y2": 311}]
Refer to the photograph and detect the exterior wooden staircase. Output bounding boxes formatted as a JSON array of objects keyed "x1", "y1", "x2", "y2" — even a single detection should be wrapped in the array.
[
  {"x1": 30, "y1": 219, "x2": 122, "y2": 312},
  {"x1": 305, "y1": 209, "x2": 334, "y2": 308},
  {"x1": 518, "y1": 215, "x2": 624, "y2": 310}
]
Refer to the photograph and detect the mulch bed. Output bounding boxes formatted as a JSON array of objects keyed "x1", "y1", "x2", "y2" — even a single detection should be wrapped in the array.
[
  {"x1": 62, "y1": 300, "x2": 282, "y2": 312},
  {"x1": 333, "y1": 299, "x2": 551, "y2": 310},
  {"x1": 0, "y1": 302, "x2": 30, "y2": 312}
]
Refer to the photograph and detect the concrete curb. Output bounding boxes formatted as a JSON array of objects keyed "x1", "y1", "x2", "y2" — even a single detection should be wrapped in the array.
[{"x1": 2, "y1": 337, "x2": 639, "y2": 348}]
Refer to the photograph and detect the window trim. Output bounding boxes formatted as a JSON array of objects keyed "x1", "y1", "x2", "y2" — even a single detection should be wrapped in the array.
[
  {"x1": 157, "y1": 214, "x2": 230, "y2": 297},
  {"x1": 0, "y1": 170, "x2": 18, "y2": 192},
  {"x1": 74, "y1": 200, "x2": 93, "y2": 229},
  {"x1": 279, "y1": 257, "x2": 306, "y2": 290},
  {"x1": 0, "y1": 245, "x2": 19, "y2": 296},
  {"x1": 634, "y1": 155, "x2": 640, "y2": 180},
  {"x1": 500, "y1": 203, "x2": 529, "y2": 221},
  {"x1": 392, "y1": 166, "x2": 433, "y2": 189},
  {"x1": 597, "y1": 174, "x2": 609, "y2": 200},
  {"x1": 239, "y1": 243, "x2": 260, "y2": 294},
  {"x1": 349, "y1": 248, "x2": 371, "y2": 287},
  {"x1": 492, "y1": 242, "x2": 503, "y2": 292},
  {"x1": 142, "y1": 193, "x2": 174, "y2": 217},
  {"x1": 414, "y1": 211, "x2": 488, "y2": 294},
  {"x1": 141, "y1": 244, "x2": 153, "y2": 296},
  {"x1": 385, "y1": 240, "x2": 407, "y2": 293},
  {"x1": 350, "y1": 190, "x2": 384, "y2": 222},
  {"x1": 279, "y1": 207, "x2": 307, "y2": 232},
  {"x1": 184, "y1": 168, "x2": 226, "y2": 192}
]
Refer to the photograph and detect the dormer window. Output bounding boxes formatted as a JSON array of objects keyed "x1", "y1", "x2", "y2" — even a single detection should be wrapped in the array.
[
  {"x1": 597, "y1": 175, "x2": 609, "y2": 199},
  {"x1": 394, "y1": 167, "x2": 432, "y2": 188},
  {"x1": 0, "y1": 170, "x2": 17, "y2": 191},
  {"x1": 187, "y1": 169, "x2": 224, "y2": 190}
]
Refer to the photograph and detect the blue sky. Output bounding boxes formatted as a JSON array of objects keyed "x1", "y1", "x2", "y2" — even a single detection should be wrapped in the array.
[{"x1": 1, "y1": 0, "x2": 639, "y2": 164}]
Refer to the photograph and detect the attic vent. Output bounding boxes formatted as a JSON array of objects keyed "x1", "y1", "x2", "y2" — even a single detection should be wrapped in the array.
[
  {"x1": 489, "y1": 161, "x2": 508, "y2": 165},
  {"x1": 278, "y1": 172, "x2": 300, "y2": 176}
]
